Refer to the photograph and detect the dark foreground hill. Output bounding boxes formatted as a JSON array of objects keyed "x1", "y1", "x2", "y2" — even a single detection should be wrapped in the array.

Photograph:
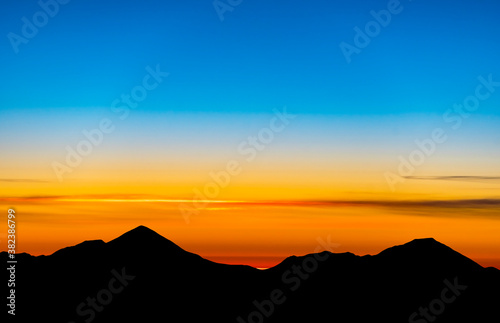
[{"x1": 3, "y1": 226, "x2": 499, "y2": 322}]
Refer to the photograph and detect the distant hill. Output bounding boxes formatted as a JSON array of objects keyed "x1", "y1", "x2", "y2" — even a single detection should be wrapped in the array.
[{"x1": 3, "y1": 225, "x2": 499, "y2": 322}]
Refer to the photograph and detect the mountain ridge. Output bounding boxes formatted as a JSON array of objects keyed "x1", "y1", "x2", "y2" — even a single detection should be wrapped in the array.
[
  {"x1": 13, "y1": 226, "x2": 486, "y2": 269},
  {"x1": 3, "y1": 225, "x2": 498, "y2": 323}
]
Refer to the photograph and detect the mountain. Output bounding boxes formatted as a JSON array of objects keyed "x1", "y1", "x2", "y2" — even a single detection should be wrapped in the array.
[{"x1": 3, "y1": 226, "x2": 499, "y2": 323}]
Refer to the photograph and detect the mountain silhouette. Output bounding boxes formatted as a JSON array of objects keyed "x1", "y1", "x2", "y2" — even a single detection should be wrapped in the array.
[
  {"x1": 3, "y1": 226, "x2": 499, "y2": 322},
  {"x1": 107, "y1": 225, "x2": 188, "y2": 254},
  {"x1": 108, "y1": 225, "x2": 169, "y2": 245}
]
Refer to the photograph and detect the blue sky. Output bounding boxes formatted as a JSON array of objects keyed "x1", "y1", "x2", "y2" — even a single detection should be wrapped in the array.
[
  {"x1": 1, "y1": 0, "x2": 500, "y2": 115},
  {"x1": 0, "y1": 0, "x2": 499, "y2": 193}
]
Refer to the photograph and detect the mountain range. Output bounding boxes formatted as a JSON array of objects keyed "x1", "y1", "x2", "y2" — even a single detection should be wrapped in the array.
[{"x1": 3, "y1": 225, "x2": 499, "y2": 322}]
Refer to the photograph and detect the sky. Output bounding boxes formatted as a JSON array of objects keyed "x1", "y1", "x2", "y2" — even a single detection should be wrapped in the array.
[{"x1": 1, "y1": 0, "x2": 499, "y2": 268}]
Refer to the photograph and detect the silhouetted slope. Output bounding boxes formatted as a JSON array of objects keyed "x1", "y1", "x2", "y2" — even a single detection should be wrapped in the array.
[
  {"x1": 377, "y1": 238, "x2": 482, "y2": 270},
  {"x1": 260, "y1": 238, "x2": 497, "y2": 322},
  {"x1": 3, "y1": 226, "x2": 499, "y2": 323},
  {"x1": 107, "y1": 225, "x2": 184, "y2": 252},
  {"x1": 51, "y1": 240, "x2": 106, "y2": 259}
]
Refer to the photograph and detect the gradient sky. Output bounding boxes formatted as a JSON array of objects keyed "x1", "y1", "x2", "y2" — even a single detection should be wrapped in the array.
[{"x1": 1, "y1": 0, "x2": 499, "y2": 268}]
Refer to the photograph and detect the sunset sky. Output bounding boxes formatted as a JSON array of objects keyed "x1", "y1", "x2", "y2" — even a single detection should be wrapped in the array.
[{"x1": 1, "y1": 0, "x2": 499, "y2": 269}]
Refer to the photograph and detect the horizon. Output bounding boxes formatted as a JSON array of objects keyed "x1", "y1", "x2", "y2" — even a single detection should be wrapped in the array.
[
  {"x1": 1, "y1": 0, "x2": 500, "y2": 273},
  {"x1": 3, "y1": 199, "x2": 499, "y2": 269},
  {"x1": 7, "y1": 223, "x2": 499, "y2": 270}
]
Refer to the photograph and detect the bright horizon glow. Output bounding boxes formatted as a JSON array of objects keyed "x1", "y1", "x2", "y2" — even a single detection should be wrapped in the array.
[{"x1": 1, "y1": 196, "x2": 499, "y2": 269}]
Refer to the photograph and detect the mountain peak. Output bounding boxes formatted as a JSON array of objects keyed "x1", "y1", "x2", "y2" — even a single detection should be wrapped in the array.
[
  {"x1": 408, "y1": 237, "x2": 440, "y2": 244},
  {"x1": 129, "y1": 225, "x2": 159, "y2": 236},
  {"x1": 378, "y1": 237, "x2": 451, "y2": 256},
  {"x1": 377, "y1": 237, "x2": 482, "y2": 270},
  {"x1": 403, "y1": 237, "x2": 449, "y2": 249},
  {"x1": 108, "y1": 225, "x2": 164, "y2": 243},
  {"x1": 107, "y1": 225, "x2": 185, "y2": 254}
]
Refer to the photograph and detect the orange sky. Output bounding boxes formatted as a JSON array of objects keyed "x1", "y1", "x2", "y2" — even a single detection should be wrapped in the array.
[
  {"x1": 2, "y1": 197, "x2": 499, "y2": 269},
  {"x1": 1, "y1": 114, "x2": 499, "y2": 269}
]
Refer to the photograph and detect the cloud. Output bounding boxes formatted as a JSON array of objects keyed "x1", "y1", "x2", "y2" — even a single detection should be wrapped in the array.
[
  {"x1": 403, "y1": 176, "x2": 500, "y2": 183},
  {"x1": 317, "y1": 199, "x2": 500, "y2": 208},
  {"x1": 0, "y1": 179, "x2": 50, "y2": 183},
  {"x1": 0, "y1": 195, "x2": 499, "y2": 212}
]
